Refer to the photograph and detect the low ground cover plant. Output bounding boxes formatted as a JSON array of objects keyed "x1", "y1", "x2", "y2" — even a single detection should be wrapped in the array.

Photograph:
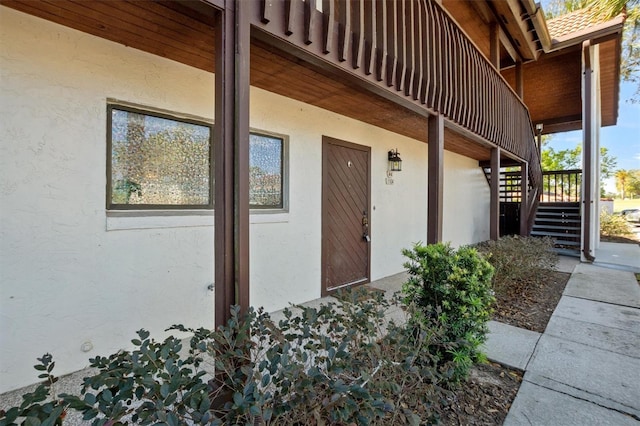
[
  {"x1": 401, "y1": 242, "x2": 495, "y2": 381},
  {"x1": 474, "y1": 235, "x2": 557, "y2": 297},
  {"x1": 2, "y1": 243, "x2": 500, "y2": 425},
  {"x1": 1, "y1": 289, "x2": 454, "y2": 426}
]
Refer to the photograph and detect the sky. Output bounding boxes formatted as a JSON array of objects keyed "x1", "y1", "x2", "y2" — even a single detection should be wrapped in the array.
[
  {"x1": 537, "y1": 0, "x2": 640, "y2": 194},
  {"x1": 548, "y1": 81, "x2": 640, "y2": 193}
]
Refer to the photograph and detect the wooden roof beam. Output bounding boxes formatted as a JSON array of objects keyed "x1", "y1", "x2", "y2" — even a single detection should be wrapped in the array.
[
  {"x1": 499, "y1": 25, "x2": 520, "y2": 63},
  {"x1": 489, "y1": 0, "x2": 540, "y2": 61}
]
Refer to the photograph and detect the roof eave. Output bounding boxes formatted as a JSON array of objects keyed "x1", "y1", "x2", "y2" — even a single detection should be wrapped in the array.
[
  {"x1": 548, "y1": 15, "x2": 625, "y2": 52},
  {"x1": 522, "y1": 0, "x2": 553, "y2": 52}
]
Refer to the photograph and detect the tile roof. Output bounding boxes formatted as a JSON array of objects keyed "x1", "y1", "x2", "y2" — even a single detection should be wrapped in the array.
[{"x1": 547, "y1": 8, "x2": 605, "y2": 39}]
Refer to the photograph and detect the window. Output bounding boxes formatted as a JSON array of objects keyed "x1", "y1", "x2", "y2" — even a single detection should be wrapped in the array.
[
  {"x1": 108, "y1": 104, "x2": 213, "y2": 209},
  {"x1": 107, "y1": 104, "x2": 287, "y2": 212},
  {"x1": 250, "y1": 132, "x2": 286, "y2": 209}
]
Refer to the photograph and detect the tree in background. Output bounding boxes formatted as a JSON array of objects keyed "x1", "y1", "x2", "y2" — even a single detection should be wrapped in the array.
[
  {"x1": 540, "y1": 137, "x2": 618, "y2": 197},
  {"x1": 545, "y1": 0, "x2": 640, "y2": 102},
  {"x1": 616, "y1": 169, "x2": 640, "y2": 197},
  {"x1": 541, "y1": 142, "x2": 617, "y2": 180},
  {"x1": 616, "y1": 169, "x2": 631, "y2": 198}
]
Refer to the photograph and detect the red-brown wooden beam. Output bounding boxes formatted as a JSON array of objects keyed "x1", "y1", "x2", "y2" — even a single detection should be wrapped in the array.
[
  {"x1": 515, "y1": 60, "x2": 523, "y2": 99},
  {"x1": 427, "y1": 113, "x2": 444, "y2": 244},
  {"x1": 490, "y1": 147, "x2": 500, "y2": 240},
  {"x1": 490, "y1": 23, "x2": 500, "y2": 69},
  {"x1": 214, "y1": 0, "x2": 250, "y2": 328},
  {"x1": 520, "y1": 162, "x2": 529, "y2": 236}
]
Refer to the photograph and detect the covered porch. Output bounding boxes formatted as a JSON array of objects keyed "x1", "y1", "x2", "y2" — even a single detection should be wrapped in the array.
[{"x1": 2, "y1": 0, "x2": 544, "y2": 325}]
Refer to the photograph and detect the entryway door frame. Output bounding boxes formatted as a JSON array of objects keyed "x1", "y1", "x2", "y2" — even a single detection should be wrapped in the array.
[{"x1": 321, "y1": 136, "x2": 371, "y2": 296}]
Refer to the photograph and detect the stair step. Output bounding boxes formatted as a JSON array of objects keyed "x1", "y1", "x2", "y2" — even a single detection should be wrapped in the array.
[
  {"x1": 530, "y1": 231, "x2": 581, "y2": 239},
  {"x1": 532, "y1": 224, "x2": 580, "y2": 231},
  {"x1": 536, "y1": 212, "x2": 580, "y2": 217},
  {"x1": 534, "y1": 218, "x2": 581, "y2": 224}
]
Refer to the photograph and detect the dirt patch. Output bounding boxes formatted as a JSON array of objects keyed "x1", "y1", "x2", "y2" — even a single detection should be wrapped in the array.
[
  {"x1": 492, "y1": 270, "x2": 570, "y2": 333},
  {"x1": 436, "y1": 362, "x2": 522, "y2": 425}
]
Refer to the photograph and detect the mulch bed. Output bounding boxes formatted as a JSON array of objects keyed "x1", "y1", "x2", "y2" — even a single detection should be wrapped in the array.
[
  {"x1": 436, "y1": 362, "x2": 522, "y2": 425},
  {"x1": 492, "y1": 270, "x2": 571, "y2": 333}
]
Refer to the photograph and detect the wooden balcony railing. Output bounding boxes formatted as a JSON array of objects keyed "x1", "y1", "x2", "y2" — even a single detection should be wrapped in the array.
[
  {"x1": 248, "y1": 0, "x2": 542, "y2": 191},
  {"x1": 540, "y1": 169, "x2": 582, "y2": 203}
]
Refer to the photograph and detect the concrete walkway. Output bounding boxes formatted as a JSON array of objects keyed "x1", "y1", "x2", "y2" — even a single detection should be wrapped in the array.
[{"x1": 485, "y1": 243, "x2": 640, "y2": 425}]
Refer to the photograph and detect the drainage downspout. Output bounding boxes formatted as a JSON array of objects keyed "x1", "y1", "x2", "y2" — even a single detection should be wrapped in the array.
[{"x1": 582, "y1": 40, "x2": 595, "y2": 262}]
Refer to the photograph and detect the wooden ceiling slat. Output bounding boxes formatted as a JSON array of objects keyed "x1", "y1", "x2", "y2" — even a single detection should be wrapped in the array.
[
  {"x1": 3, "y1": 0, "x2": 215, "y2": 72},
  {"x1": 60, "y1": 0, "x2": 213, "y2": 62},
  {"x1": 144, "y1": 1, "x2": 217, "y2": 35}
]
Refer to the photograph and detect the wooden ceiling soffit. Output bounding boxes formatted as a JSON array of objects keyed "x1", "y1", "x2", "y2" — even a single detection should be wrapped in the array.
[
  {"x1": 488, "y1": 0, "x2": 540, "y2": 61},
  {"x1": 502, "y1": 48, "x2": 581, "y2": 129},
  {"x1": 1, "y1": 0, "x2": 217, "y2": 73}
]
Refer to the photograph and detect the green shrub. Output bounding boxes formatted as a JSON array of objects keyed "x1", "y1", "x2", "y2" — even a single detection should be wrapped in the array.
[
  {"x1": 600, "y1": 210, "x2": 632, "y2": 236},
  {"x1": 401, "y1": 242, "x2": 495, "y2": 381},
  {"x1": 0, "y1": 354, "x2": 66, "y2": 426},
  {"x1": 475, "y1": 236, "x2": 557, "y2": 297},
  {"x1": 1, "y1": 289, "x2": 451, "y2": 426}
]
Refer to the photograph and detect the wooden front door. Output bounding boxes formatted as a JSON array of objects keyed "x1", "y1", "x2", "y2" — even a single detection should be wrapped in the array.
[{"x1": 322, "y1": 136, "x2": 371, "y2": 295}]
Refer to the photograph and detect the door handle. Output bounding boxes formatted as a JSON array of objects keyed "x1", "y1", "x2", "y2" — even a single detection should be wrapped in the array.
[{"x1": 362, "y1": 211, "x2": 370, "y2": 242}]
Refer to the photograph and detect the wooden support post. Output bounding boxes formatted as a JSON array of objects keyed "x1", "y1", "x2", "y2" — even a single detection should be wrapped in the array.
[
  {"x1": 519, "y1": 162, "x2": 529, "y2": 236},
  {"x1": 490, "y1": 147, "x2": 500, "y2": 240},
  {"x1": 536, "y1": 123, "x2": 543, "y2": 159},
  {"x1": 515, "y1": 60, "x2": 524, "y2": 99},
  {"x1": 427, "y1": 113, "x2": 444, "y2": 244},
  {"x1": 490, "y1": 23, "x2": 500, "y2": 69},
  {"x1": 214, "y1": 0, "x2": 251, "y2": 328}
]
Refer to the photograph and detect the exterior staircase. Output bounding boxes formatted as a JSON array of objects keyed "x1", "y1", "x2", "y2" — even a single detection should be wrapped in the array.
[
  {"x1": 531, "y1": 202, "x2": 581, "y2": 257},
  {"x1": 481, "y1": 165, "x2": 582, "y2": 257}
]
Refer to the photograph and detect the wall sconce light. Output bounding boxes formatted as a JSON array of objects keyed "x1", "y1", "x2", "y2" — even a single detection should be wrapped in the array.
[{"x1": 388, "y1": 149, "x2": 402, "y2": 172}]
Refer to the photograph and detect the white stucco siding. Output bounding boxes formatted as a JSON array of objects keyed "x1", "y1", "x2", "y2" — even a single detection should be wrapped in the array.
[
  {"x1": 0, "y1": 8, "x2": 216, "y2": 393},
  {"x1": 0, "y1": 7, "x2": 490, "y2": 393},
  {"x1": 442, "y1": 151, "x2": 491, "y2": 247}
]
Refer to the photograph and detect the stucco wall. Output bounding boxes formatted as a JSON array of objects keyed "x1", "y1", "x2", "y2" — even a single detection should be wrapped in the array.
[{"x1": 0, "y1": 7, "x2": 489, "y2": 393}]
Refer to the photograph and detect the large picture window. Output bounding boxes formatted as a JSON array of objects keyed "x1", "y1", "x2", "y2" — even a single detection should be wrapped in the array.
[
  {"x1": 107, "y1": 105, "x2": 213, "y2": 209},
  {"x1": 107, "y1": 104, "x2": 287, "y2": 212}
]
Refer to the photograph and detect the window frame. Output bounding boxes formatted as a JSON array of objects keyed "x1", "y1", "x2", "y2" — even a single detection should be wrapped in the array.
[
  {"x1": 106, "y1": 103, "x2": 214, "y2": 210},
  {"x1": 248, "y1": 129, "x2": 289, "y2": 211}
]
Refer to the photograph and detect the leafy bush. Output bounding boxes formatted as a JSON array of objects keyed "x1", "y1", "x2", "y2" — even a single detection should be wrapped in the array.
[
  {"x1": 1, "y1": 289, "x2": 452, "y2": 426},
  {"x1": 402, "y1": 243, "x2": 495, "y2": 381},
  {"x1": 600, "y1": 210, "x2": 632, "y2": 236},
  {"x1": 0, "y1": 354, "x2": 66, "y2": 426},
  {"x1": 475, "y1": 236, "x2": 557, "y2": 297}
]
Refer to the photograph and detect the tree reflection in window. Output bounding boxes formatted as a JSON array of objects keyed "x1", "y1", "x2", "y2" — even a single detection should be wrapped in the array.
[
  {"x1": 249, "y1": 133, "x2": 283, "y2": 209},
  {"x1": 109, "y1": 107, "x2": 212, "y2": 208}
]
